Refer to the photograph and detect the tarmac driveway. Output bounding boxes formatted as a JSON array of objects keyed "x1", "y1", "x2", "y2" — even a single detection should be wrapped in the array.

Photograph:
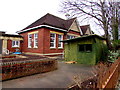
[{"x1": 2, "y1": 61, "x2": 93, "y2": 88}]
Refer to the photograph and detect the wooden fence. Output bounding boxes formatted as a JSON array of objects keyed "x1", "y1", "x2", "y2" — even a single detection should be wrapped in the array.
[
  {"x1": 1, "y1": 59, "x2": 57, "y2": 81},
  {"x1": 97, "y1": 57, "x2": 120, "y2": 89},
  {"x1": 67, "y1": 58, "x2": 120, "y2": 89}
]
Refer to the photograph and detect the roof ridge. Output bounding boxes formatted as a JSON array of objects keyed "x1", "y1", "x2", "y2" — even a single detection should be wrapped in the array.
[
  {"x1": 46, "y1": 13, "x2": 66, "y2": 21},
  {"x1": 46, "y1": 13, "x2": 76, "y2": 23},
  {"x1": 43, "y1": 13, "x2": 76, "y2": 30}
]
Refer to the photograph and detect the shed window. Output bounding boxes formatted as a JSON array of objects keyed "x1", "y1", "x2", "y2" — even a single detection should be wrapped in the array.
[{"x1": 79, "y1": 44, "x2": 92, "y2": 52}]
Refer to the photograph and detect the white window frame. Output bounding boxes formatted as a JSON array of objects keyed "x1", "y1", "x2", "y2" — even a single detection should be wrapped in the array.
[
  {"x1": 58, "y1": 34, "x2": 63, "y2": 48},
  {"x1": 12, "y1": 40, "x2": 20, "y2": 47},
  {"x1": 50, "y1": 33, "x2": 56, "y2": 48},
  {"x1": 34, "y1": 33, "x2": 38, "y2": 48},
  {"x1": 67, "y1": 35, "x2": 75, "y2": 40},
  {"x1": 28, "y1": 34, "x2": 32, "y2": 48}
]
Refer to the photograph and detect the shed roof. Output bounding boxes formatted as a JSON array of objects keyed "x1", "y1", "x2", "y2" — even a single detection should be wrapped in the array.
[{"x1": 62, "y1": 34, "x2": 105, "y2": 42}]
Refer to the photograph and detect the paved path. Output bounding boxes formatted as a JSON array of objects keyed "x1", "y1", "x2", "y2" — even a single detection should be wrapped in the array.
[{"x1": 2, "y1": 62, "x2": 93, "y2": 88}]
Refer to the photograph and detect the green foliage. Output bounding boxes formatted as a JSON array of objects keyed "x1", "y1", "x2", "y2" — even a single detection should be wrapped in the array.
[
  {"x1": 112, "y1": 40, "x2": 120, "y2": 50},
  {"x1": 108, "y1": 50, "x2": 120, "y2": 62}
]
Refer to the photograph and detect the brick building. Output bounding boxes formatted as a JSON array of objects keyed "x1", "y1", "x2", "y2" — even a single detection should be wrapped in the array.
[
  {"x1": 17, "y1": 13, "x2": 92, "y2": 56},
  {"x1": 0, "y1": 31, "x2": 23, "y2": 54}
]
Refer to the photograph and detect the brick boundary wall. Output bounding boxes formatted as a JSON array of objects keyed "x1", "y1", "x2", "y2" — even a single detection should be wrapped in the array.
[{"x1": 1, "y1": 59, "x2": 57, "y2": 81}]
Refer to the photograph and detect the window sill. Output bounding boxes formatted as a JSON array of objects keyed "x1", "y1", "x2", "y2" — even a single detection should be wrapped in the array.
[
  {"x1": 50, "y1": 47, "x2": 56, "y2": 49},
  {"x1": 12, "y1": 46, "x2": 19, "y2": 48},
  {"x1": 58, "y1": 47, "x2": 63, "y2": 49},
  {"x1": 28, "y1": 47, "x2": 32, "y2": 48},
  {"x1": 33, "y1": 47, "x2": 38, "y2": 49}
]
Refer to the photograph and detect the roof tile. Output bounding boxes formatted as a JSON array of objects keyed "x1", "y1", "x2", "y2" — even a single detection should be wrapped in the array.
[{"x1": 21, "y1": 13, "x2": 76, "y2": 32}]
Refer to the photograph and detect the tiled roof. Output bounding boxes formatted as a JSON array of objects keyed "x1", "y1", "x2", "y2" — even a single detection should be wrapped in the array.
[
  {"x1": 80, "y1": 25, "x2": 90, "y2": 35},
  {"x1": 0, "y1": 31, "x2": 22, "y2": 38},
  {"x1": 20, "y1": 13, "x2": 76, "y2": 32},
  {"x1": 2, "y1": 34, "x2": 23, "y2": 38}
]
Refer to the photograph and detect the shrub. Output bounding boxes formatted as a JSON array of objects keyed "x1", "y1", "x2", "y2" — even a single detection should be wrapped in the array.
[
  {"x1": 112, "y1": 40, "x2": 120, "y2": 50},
  {"x1": 108, "y1": 50, "x2": 120, "y2": 62}
]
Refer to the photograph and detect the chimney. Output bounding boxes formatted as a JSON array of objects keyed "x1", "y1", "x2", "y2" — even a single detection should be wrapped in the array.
[{"x1": 65, "y1": 13, "x2": 71, "y2": 20}]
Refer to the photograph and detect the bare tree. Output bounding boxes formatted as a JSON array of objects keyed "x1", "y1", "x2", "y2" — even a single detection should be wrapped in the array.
[
  {"x1": 60, "y1": 0, "x2": 120, "y2": 49},
  {"x1": 108, "y1": 1, "x2": 120, "y2": 40}
]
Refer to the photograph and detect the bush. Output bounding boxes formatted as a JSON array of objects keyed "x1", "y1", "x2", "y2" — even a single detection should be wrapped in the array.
[
  {"x1": 112, "y1": 40, "x2": 120, "y2": 50},
  {"x1": 108, "y1": 50, "x2": 120, "y2": 62}
]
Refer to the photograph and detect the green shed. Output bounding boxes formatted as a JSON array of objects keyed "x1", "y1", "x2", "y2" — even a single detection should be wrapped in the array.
[{"x1": 63, "y1": 35, "x2": 108, "y2": 65}]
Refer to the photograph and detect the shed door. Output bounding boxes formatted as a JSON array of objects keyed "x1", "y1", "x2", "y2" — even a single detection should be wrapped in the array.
[{"x1": 0, "y1": 39, "x2": 3, "y2": 54}]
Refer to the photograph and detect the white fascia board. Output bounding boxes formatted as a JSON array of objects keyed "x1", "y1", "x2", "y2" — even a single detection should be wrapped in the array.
[
  {"x1": 76, "y1": 19, "x2": 83, "y2": 35},
  {"x1": 17, "y1": 25, "x2": 68, "y2": 34},
  {"x1": 68, "y1": 19, "x2": 76, "y2": 32},
  {"x1": 68, "y1": 18, "x2": 83, "y2": 35}
]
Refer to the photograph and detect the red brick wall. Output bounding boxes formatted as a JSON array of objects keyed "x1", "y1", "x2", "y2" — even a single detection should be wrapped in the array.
[
  {"x1": 43, "y1": 28, "x2": 64, "y2": 54},
  {"x1": 19, "y1": 27, "x2": 80, "y2": 56},
  {"x1": 20, "y1": 28, "x2": 44, "y2": 53},
  {"x1": 7, "y1": 39, "x2": 22, "y2": 53}
]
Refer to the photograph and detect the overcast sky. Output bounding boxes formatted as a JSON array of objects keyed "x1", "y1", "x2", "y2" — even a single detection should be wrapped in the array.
[
  {"x1": 0, "y1": 0, "x2": 104, "y2": 35},
  {"x1": 0, "y1": 0, "x2": 65, "y2": 34}
]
